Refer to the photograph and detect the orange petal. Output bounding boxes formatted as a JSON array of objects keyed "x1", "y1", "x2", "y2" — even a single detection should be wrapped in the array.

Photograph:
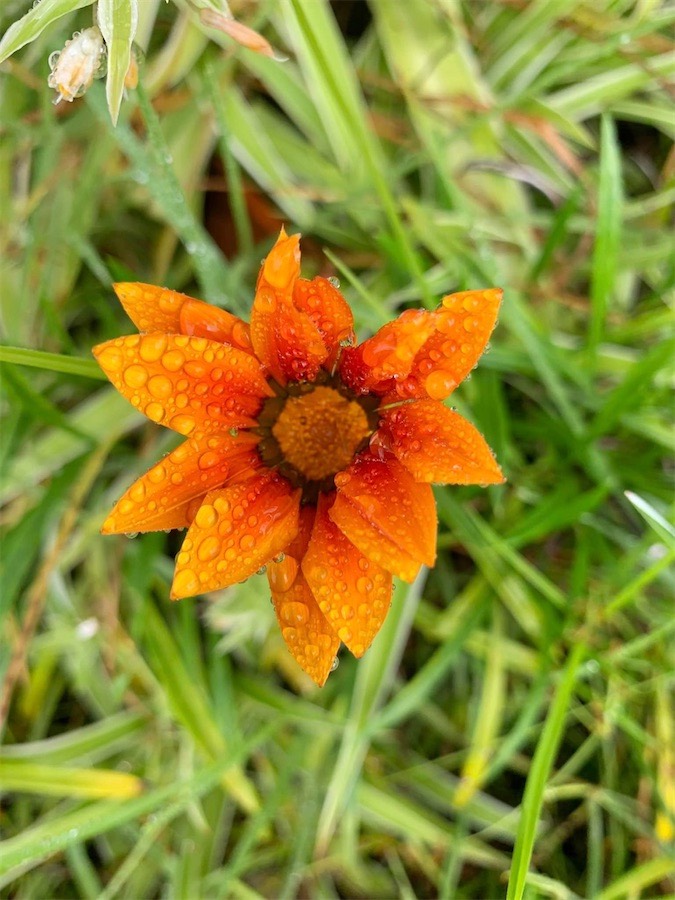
[
  {"x1": 113, "y1": 283, "x2": 252, "y2": 351},
  {"x1": 329, "y1": 455, "x2": 437, "y2": 582},
  {"x1": 250, "y1": 232, "x2": 328, "y2": 384},
  {"x1": 339, "y1": 309, "x2": 435, "y2": 394},
  {"x1": 293, "y1": 277, "x2": 354, "y2": 368},
  {"x1": 395, "y1": 289, "x2": 503, "y2": 401},
  {"x1": 268, "y1": 507, "x2": 340, "y2": 686},
  {"x1": 170, "y1": 472, "x2": 300, "y2": 599},
  {"x1": 93, "y1": 333, "x2": 272, "y2": 434},
  {"x1": 303, "y1": 494, "x2": 392, "y2": 657},
  {"x1": 381, "y1": 401, "x2": 505, "y2": 485},
  {"x1": 101, "y1": 433, "x2": 261, "y2": 535},
  {"x1": 113, "y1": 283, "x2": 188, "y2": 333},
  {"x1": 258, "y1": 227, "x2": 301, "y2": 292},
  {"x1": 179, "y1": 298, "x2": 252, "y2": 352}
]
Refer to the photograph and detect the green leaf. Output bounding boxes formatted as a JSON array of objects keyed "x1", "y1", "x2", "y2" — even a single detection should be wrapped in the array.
[
  {"x1": 0, "y1": 0, "x2": 95, "y2": 63},
  {"x1": 96, "y1": 0, "x2": 138, "y2": 125},
  {"x1": 589, "y1": 115, "x2": 623, "y2": 363},
  {"x1": 506, "y1": 643, "x2": 586, "y2": 900}
]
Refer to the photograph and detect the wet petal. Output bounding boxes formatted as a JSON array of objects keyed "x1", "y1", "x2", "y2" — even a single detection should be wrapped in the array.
[
  {"x1": 268, "y1": 507, "x2": 340, "y2": 686},
  {"x1": 293, "y1": 277, "x2": 354, "y2": 368},
  {"x1": 329, "y1": 455, "x2": 437, "y2": 582},
  {"x1": 303, "y1": 494, "x2": 392, "y2": 657},
  {"x1": 250, "y1": 229, "x2": 328, "y2": 383},
  {"x1": 171, "y1": 472, "x2": 300, "y2": 599},
  {"x1": 381, "y1": 401, "x2": 505, "y2": 485},
  {"x1": 395, "y1": 289, "x2": 502, "y2": 401},
  {"x1": 179, "y1": 298, "x2": 252, "y2": 352},
  {"x1": 93, "y1": 333, "x2": 272, "y2": 434},
  {"x1": 113, "y1": 283, "x2": 252, "y2": 351},
  {"x1": 339, "y1": 309, "x2": 435, "y2": 394},
  {"x1": 101, "y1": 433, "x2": 261, "y2": 535}
]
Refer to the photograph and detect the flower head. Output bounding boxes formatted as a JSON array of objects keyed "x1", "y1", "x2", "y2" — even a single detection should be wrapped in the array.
[{"x1": 94, "y1": 229, "x2": 504, "y2": 685}]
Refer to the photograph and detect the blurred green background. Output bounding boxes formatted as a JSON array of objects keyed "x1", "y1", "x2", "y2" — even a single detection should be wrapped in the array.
[{"x1": 1, "y1": 1, "x2": 674, "y2": 897}]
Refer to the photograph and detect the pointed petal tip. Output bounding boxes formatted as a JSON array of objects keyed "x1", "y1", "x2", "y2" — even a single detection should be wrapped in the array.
[{"x1": 263, "y1": 230, "x2": 301, "y2": 291}]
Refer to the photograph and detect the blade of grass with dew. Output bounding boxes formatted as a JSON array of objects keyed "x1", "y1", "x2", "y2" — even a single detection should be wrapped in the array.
[{"x1": 86, "y1": 84, "x2": 233, "y2": 309}]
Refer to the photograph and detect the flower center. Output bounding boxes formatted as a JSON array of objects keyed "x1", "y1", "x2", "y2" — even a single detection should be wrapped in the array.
[
  {"x1": 257, "y1": 378, "x2": 378, "y2": 502},
  {"x1": 273, "y1": 386, "x2": 370, "y2": 481}
]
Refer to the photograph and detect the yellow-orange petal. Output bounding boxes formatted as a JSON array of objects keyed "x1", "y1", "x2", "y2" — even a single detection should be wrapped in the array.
[
  {"x1": 268, "y1": 507, "x2": 339, "y2": 686},
  {"x1": 93, "y1": 333, "x2": 272, "y2": 434},
  {"x1": 293, "y1": 277, "x2": 354, "y2": 368},
  {"x1": 394, "y1": 289, "x2": 502, "y2": 401},
  {"x1": 170, "y1": 473, "x2": 300, "y2": 599},
  {"x1": 101, "y1": 433, "x2": 261, "y2": 535},
  {"x1": 258, "y1": 227, "x2": 300, "y2": 293},
  {"x1": 271, "y1": 571, "x2": 340, "y2": 686},
  {"x1": 381, "y1": 401, "x2": 505, "y2": 485},
  {"x1": 329, "y1": 455, "x2": 437, "y2": 582},
  {"x1": 303, "y1": 494, "x2": 392, "y2": 657},
  {"x1": 339, "y1": 309, "x2": 436, "y2": 394},
  {"x1": 113, "y1": 283, "x2": 188, "y2": 333},
  {"x1": 179, "y1": 298, "x2": 252, "y2": 352},
  {"x1": 113, "y1": 284, "x2": 252, "y2": 351}
]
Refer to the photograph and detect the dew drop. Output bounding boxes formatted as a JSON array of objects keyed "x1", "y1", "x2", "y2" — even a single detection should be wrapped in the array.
[
  {"x1": 197, "y1": 536, "x2": 220, "y2": 562},
  {"x1": 123, "y1": 364, "x2": 148, "y2": 388},
  {"x1": 139, "y1": 334, "x2": 167, "y2": 362}
]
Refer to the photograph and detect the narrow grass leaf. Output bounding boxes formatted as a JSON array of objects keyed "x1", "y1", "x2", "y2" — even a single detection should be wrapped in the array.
[
  {"x1": 97, "y1": 0, "x2": 138, "y2": 125},
  {"x1": 0, "y1": 0, "x2": 94, "y2": 62},
  {"x1": 0, "y1": 760, "x2": 143, "y2": 799},
  {"x1": 506, "y1": 643, "x2": 586, "y2": 900},
  {"x1": 0, "y1": 347, "x2": 106, "y2": 380},
  {"x1": 589, "y1": 116, "x2": 622, "y2": 363}
]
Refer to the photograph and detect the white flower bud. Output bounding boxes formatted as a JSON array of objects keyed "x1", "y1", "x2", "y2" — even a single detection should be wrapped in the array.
[{"x1": 47, "y1": 26, "x2": 106, "y2": 104}]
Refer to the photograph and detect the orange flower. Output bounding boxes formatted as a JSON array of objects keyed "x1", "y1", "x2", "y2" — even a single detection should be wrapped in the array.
[{"x1": 94, "y1": 229, "x2": 504, "y2": 685}]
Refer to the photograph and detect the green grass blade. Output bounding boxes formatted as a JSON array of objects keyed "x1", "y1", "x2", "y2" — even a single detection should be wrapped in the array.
[
  {"x1": 506, "y1": 643, "x2": 586, "y2": 900},
  {"x1": 97, "y1": 0, "x2": 138, "y2": 125},
  {"x1": 0, "y1": 0, "x2": 94, "y2": 62}
]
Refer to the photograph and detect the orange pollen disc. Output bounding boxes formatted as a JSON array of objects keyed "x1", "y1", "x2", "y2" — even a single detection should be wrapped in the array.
[{"x1": 271, "y1": 386, "x2": 371, "y2": 482}]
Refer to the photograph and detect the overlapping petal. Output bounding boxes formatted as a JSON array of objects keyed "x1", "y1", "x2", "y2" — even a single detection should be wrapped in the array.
[
  {"x1": 94, "y1": 333, "x2": 273, "y2": 434},
  {"x1": 102, "y1": 433, "x2": 261, "y2": 534},
  {"x1": 250, "y1": 231, "x2": 328, "y2": 384},
  {"x1": 394, "y1": 289, "x2": 502, "y2": 401},
  {"x1": 303, "y1": 495, "x2": 392, "y2": 657},
  {"x1": 268, "y1": 507, "x2": 340, "y2": 686},
  {"x1": 380, "y1": 401, "x2": 505, "y2": 485},
  {"x1": 113, "y1": 283, "x2": 252, "y2": 352},
  {"x1": 339, "y1": 309, "x2": 435, "y2": 395},
  {"x1": 293, "y1": 277, "x2": 354, "y2": 368},
  {"x1": 329, "y1": 455, "x2": 437, "y2": 582},
  {"x1": 171, "y1": 472, "x2": 300, "y2": 599}
]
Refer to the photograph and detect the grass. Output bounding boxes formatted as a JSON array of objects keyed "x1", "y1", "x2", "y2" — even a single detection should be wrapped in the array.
[{"x1": 1, "y1": 0, "x2": 674, "y2": 897}]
